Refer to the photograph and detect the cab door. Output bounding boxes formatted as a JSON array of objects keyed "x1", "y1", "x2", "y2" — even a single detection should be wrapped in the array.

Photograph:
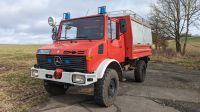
[{"x1": 107, "y1": 18, "x2": 125, "y2": 62}]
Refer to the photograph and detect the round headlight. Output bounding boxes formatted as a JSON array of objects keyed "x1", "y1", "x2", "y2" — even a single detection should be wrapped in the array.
[{"x1": 48, "y1": 16, "x2": 56, "y2": 26}]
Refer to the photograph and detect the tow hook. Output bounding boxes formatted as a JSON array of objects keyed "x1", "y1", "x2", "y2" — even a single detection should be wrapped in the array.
[{"x1": 54, "y1": 69, "x2": 64, "y2": 79}]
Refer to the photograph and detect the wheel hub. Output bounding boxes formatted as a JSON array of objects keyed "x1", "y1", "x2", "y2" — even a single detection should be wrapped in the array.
[{"x1": 108, "y1": 79, "x2": 116, "y2": 97}]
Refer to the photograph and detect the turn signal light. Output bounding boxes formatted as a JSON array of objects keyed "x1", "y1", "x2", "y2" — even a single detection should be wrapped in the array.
[{"x1": 86, "y1": 56, "x2": 93, "y2": 61}]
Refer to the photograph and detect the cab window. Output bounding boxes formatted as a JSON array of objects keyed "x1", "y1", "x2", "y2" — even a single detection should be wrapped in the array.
[{"x1": 108, "y1": 20, "x2": 117, "y2": 40}]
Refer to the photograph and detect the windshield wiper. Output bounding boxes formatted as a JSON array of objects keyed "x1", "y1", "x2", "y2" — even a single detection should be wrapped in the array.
[{"x1": 76, "y1": 36, "x2": 88, "y2": 39}]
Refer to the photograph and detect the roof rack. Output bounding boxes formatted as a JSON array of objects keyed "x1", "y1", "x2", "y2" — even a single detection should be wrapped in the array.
[{"x1": 107, "y1": 10, "x2": 150, "y2": 26}]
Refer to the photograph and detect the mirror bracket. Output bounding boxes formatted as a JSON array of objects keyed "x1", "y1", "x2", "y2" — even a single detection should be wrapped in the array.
[{"x1": 52, "y1": 26, "x2": 58, "y2": 41}]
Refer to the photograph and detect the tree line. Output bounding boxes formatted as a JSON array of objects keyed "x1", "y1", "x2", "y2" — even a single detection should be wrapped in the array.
[{"x1": 150, "y1": 0, "x2": 200, "y2": 55}]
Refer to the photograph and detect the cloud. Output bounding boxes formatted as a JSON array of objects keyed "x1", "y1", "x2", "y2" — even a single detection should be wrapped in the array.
[
  {"x1": 3, "y1": 0, "x2": 198, "y2": 44},
  {"x1": 0, "y1": 32, "x2": 51, "y2": 44}
]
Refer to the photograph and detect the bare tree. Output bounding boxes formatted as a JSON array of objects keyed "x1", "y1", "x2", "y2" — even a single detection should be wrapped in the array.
[
  {"x1": 150, "y1": 12, "x2": 161, "y2": 50},
  {"x1": 150, "y1": 10, "x2": 168, "y2": 51},
  {"x1": 150, "y1": 0, "x2": 200, "y2": 55},
  {"x1": 181, "y1": 0, "x2": 200, "y2": 55},
  {"x1": 151, "y1": 0, "x2": 184, "y2": 54}
]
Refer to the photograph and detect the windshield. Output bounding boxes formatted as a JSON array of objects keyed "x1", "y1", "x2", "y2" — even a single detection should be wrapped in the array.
[{"x1": 59, "y1": 16, "x2": 104, "y2": 40}]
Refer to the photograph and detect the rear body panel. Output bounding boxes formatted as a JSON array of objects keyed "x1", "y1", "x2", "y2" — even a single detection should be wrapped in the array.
[{"x1": 113, "y1": 15, "x2": 152, "y2": 59}]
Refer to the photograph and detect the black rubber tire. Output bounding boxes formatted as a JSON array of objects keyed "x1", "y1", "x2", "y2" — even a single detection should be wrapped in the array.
[
  {"x1": 44, "y1": 80, "x2": 68, "y2": 96},
  {"x1": 134, "y1": 60, "x2": 147, "y2": 82},
  {"x1": 94, "y1": 68, "x2": 119, "y2": 107}
]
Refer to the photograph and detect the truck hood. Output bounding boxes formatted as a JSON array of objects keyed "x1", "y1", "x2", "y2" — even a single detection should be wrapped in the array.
[{"x1": 39, "y1": 40, "x2": 103, "y2": 55}]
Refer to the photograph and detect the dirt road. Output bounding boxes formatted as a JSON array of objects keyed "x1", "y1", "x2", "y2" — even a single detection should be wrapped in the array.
[{"x1": 30, "y1": 62, "x2": 200, "y2": 112}]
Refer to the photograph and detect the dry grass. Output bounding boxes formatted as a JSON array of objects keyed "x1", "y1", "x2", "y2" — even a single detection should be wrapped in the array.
[
  {"x1": 0, "y1": 38, "x2": 199, "y2": 111},
  {"x1": 152, "y1": 37, "x2": 200, "y2": 70},
  {"x1": 0, "y1": 45, "x2": 48, "y2": 112}
]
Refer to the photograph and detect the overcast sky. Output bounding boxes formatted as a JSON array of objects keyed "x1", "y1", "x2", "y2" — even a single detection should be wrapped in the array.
[{"x1": 0, "y1": 0, "x2": 199, "y2": 44}]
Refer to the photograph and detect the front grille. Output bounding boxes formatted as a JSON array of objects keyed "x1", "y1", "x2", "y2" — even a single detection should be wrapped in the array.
[{"x1": 37, "y1": 55, "x2": 87, "y2": 73}]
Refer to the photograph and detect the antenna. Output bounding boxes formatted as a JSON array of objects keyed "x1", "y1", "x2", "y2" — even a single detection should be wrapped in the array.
[{"x1": 85, "y1": 9, "x2": 89, "y2": 16}]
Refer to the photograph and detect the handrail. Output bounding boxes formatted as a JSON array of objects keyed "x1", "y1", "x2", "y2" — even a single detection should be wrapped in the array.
[{"x1": 107, "y1": 10, "x2": 150, "y2": 25}]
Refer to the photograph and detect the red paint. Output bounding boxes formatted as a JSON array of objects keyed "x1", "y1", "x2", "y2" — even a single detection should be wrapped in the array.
[
  {"x1": 37, "y1": 14, "x2": 152, "y2": 73},
  {"x1": 54, "y1": 69, "x2": 64, "y2": 79}
]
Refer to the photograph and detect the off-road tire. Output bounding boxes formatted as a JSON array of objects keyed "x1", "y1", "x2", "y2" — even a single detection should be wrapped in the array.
[
  {"x1": 44, "y1": 80, "x2": 68, "y2": 96},
  {"x1": 94, "y1": 68, "x2": 119, "y2": 107},
  {"x1": 134, "y1": 60, "x2": 147, "y2": 82}
]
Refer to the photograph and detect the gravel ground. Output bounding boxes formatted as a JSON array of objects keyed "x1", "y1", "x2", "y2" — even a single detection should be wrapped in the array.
[{"x1": 30, "y1": 62, "x2": 200, "y2": 112}]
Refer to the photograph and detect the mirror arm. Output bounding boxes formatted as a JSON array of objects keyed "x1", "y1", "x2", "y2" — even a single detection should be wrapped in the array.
[{"x1": 52, "y1": 26, "x2": 58, "y2": 41}]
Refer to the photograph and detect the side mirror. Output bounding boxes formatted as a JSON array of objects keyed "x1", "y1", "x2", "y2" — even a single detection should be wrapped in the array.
[
  {"x1": 52, "y1": 26, "x2": 57, "y2": 40},
  {"x1": 120, "y1": 19, "x2": 127, "y2": 33}
]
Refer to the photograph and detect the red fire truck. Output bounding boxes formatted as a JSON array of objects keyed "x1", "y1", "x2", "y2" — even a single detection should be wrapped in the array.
[{"x1": 31, "y1": 6, "x2": 152, "y2": 107}]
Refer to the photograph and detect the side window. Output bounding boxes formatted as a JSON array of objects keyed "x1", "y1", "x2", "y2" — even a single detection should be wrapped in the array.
[{"x1": 108, "y1": 20, "x2": 117, "y2": 40}]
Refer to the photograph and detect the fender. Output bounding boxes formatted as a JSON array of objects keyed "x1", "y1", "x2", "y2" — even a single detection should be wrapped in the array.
[{"x1": 94, "y1": 59, "x2": 122, "y2": 79}]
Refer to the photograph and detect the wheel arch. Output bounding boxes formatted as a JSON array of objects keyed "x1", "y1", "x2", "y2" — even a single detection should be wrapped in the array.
[{"x1": 95, "y1": 59, "x2": 123, "y2": 81}]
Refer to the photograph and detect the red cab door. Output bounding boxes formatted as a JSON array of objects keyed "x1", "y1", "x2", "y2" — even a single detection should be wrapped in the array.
[{"x1": 107, "y1": 18, "x2": 125, "y2": 62}]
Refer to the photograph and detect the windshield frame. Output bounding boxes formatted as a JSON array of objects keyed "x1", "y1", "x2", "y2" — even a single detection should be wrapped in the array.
[{"x1": 57, "y1": 15, "x2": 105, "y2": 41}]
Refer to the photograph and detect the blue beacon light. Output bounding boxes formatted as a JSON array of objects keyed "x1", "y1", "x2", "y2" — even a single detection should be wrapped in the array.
[
  {"x1": 98, "y1": 6, "x2": 106, "y2": 14},
  {"x1": 63, "y1": 12, "x2": 71, "y2": 19}
]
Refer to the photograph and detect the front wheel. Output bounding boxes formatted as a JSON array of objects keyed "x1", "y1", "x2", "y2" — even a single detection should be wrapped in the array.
[
  {"x1": 94, "y1": 68, "x2": 119, "y2": 107},
  {"x1": 44, "y1": 80, "x2": 68, "y2": 96}
]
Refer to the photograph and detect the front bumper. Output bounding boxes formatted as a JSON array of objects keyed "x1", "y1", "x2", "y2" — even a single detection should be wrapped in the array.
[{"x1": 31, "y1": 67, "x2": 97, "y2": 86}]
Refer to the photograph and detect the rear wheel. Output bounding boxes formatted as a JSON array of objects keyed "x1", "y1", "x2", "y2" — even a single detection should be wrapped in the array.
[
  {"x1": 94, "y1": 68, "x2": 119, "y2": 107},
  {"x1": 134, "y1": 60, "x2": 147, "y2": 82},
  {"x1": 44, "y1": 80, "x2": 68, "y2": 96}
]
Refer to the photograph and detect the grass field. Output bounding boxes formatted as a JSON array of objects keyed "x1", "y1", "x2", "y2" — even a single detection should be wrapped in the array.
[
  {"x1": 152, "y1": 37, "x2": 200, "y2": 70},
  {"x1": 0, "y1": 38, "x2": 199, "y2": 111},
  {"x1": 0, "y1": 45, "x2": 48, "y2": 112}
]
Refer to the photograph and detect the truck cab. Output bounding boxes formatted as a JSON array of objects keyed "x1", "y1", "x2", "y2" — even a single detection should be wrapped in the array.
[{"x1": 31, "y1": 7, "x2": 152, "y2": 107}]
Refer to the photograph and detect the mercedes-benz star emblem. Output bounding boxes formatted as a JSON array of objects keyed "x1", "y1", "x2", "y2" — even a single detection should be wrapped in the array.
[{"x1": 54, "y1": 56, "x2": 62, "y2": 66}]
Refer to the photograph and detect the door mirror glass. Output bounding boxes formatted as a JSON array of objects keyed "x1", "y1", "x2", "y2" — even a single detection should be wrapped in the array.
[
  {"x1": 120, "y1": 19, "x2": 127, "y2": 33},
  {"x1": 52, "y1": 26, "x2": 57, "y2": 40}
]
